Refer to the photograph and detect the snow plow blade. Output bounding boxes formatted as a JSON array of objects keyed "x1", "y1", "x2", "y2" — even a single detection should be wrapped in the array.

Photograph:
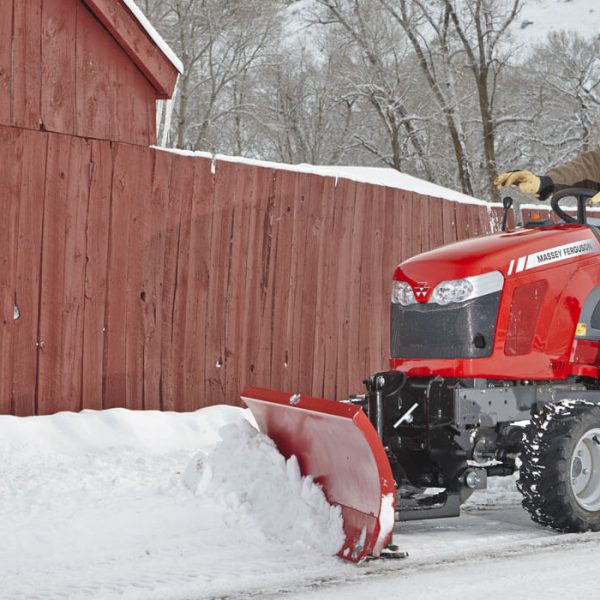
[{"x1": 241, "y1": 387, "x2": 396, "y2": 562}]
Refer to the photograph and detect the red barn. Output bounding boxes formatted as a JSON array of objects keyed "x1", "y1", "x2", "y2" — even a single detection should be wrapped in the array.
[{"x1": 0, "y1": 0, "x2": 180, "y2": 144}]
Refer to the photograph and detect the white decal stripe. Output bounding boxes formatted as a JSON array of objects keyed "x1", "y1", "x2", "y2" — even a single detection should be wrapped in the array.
[
  {"x1": 507, "y1": 259, "x2": 515, "y2": 276},
  {"x1": 516, "y1": 256, "x2": 526, "y2": 273}
]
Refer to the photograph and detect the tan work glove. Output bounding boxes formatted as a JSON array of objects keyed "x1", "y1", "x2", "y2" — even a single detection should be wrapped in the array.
[
  {"x1": 494, "y1": 170, "x2": 541, "y2": 196},
  {"x1": 592, "y1": 192, "x2": 600, "y2": 205}
]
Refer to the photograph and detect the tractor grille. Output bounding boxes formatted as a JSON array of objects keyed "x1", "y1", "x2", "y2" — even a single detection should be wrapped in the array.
[{"x1": 390, "y1": 292, "x2": 501, "y2": 359}]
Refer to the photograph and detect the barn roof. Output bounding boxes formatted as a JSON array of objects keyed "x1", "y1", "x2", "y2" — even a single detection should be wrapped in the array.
[{"x1": 83, "y1": 0, "x2": 183, "y2": 99}]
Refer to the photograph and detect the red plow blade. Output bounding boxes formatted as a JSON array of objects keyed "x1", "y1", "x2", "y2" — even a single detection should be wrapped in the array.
[{"x1": 241, "y1": 387, "x2": 396, "y2": 562}]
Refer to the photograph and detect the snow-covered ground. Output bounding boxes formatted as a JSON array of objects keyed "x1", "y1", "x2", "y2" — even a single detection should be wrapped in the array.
[{"x1": 3, "y1": 406, "x2": 600, "y2": 599}]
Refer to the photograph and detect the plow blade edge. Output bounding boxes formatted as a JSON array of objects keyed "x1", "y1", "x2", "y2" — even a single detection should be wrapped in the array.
[{"x1": 241, "y1": 387, "x2": 396, "y2": 562}]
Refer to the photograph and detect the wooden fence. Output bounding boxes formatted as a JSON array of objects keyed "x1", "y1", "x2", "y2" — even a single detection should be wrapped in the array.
[{"x1": 0, "y1": 124, "x2": 501, "y2": 415}]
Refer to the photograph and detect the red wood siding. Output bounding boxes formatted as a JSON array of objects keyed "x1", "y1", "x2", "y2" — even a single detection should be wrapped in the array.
[
  {"x1": 0, "y1": 124, "x2": 500, "y2": 415},
  {"x1": 0, "y1": 0, "x2": 158, "y2": 146},
  {"x1": 83, "y1": 0, "x2": 179, "y2": 98}
]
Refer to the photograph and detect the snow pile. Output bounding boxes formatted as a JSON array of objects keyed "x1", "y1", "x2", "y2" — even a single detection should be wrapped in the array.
[
  {"x1": 184, "y1": 420, "x2": 345, "y2": 555},
  {"x1": 0, "y1": 406, "x2": 348, "y2": 600}
]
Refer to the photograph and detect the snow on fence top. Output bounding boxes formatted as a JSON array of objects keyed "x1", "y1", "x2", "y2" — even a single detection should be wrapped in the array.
[{"x1": 156, "y1": 147, "x2": 490, "y2": 207}]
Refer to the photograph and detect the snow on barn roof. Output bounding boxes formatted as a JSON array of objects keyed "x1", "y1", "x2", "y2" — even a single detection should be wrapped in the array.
[
  {"x1": 121, "y1": 0, "x2": 183, "y2": 74},
  {"x1": 84, "y1": 0, "x2": 182, "y2": 99}
]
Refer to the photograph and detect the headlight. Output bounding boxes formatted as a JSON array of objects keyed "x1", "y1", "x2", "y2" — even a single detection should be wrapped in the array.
[
  {"x1": 432, "y1": 279, "x2": 473, "y2": 305},
  {"x1": 392, "y1": 281, "x2": 416, "y2": 306},
  {"x1": 430, "y1": 271, "x2": 503, "y2": 305}
]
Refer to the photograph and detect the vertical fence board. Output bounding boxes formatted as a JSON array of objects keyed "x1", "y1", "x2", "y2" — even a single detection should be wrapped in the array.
[
  {"x1": 12, "y1": 130, "x2": 47, "y2": 416},
  {"x1": 124, "y1": 146, "x2": 154, "y2": 410},
  {"x1": 203, "y1": 161, "x2": 237, "y2": 405},
  {"x1": 389, "y1": 189, "x2": 403, "y2": 268},
  {"x1": 268, "y1": 170, "x2": 297, "y2": 393},
  {"x1": 367, "y1": 184, "x2": 386, "y2": 375},
  {"x1": 468, "y1": 204, "x2": 482, "y2": 237},
  {"x1": 317, "y1": 180, "x2": 339, "y2": 400},
  {"x1": 287, "y1": 173, "x2": 314, "y2": 393},
  {"x1": 238, "y1": 167, "x2": 273, "y2": 394},
  {"x1": 141, "y1": 151, "x2": 171, "y2": 410},
  {"x1": 38, "y1": 134, "x2": 90, "y2": 414},
  {"x1": 41, "y1": 0, "x2": 76, "y2": 135},
  {"x1": 478, "y1": 204, "x2": 492, "y2": 235},
  {"x1": 331, "y1": 179, "x2": 356, "y2": 398},
  {"x1": 411, "y1": 193, "x2": 424, "y2": 255},
  {"x1": 222, "y1": 164, "x2": 255, "y2": 405},
  {"x1": 0, "y1": 128, "x2": 22, "y2": 414},
  {"x1": 347, "y1": 183, "x2": 367, "y2": 394},
  {"x1": 164, "y1": 154, "x2": 196, "y2": 410},
  {"x1": 297, "y1": 174, "x2": 327, "y2": 395},
  {"x1": 81, "y1": 140, "x2": 112, "y2": 410},
  {"x1": 454, "y1": 202, "x2": 471, "y2": 241},
  {"x1": 104, "y1": 143, "x2": 132, "y2": 408},
  {"x1": 12, "y1": 0, "x2": 42, "y2": 129},
  {"x1": 313, "y1": 178, "x2": 337, "y2": 399},
  {"x1": 428, "y1": 198, "x2": 445, "y2": 251},
  {"x1": 442, "y1": 199, "x2": 458, "y2": 245},
  {"x1": 0, "y1": 0, "x2": 12, "y2": 125},
  {"x1": 357, "y1": 183, "x2": 375, "y2": 380},
  {"x1": 180, "y1": 158, "x2": 214, "y2": 410},
  {"x1": 381, "y1": 187, "x2": 399, "y2": 368},
  {"x1": 399, "y1": 190, "x2": 414, "y2": 260}
]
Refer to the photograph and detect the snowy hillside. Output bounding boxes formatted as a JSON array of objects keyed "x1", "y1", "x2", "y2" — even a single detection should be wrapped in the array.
[
  {"x1": 287, "y1": 0, "x2": 600, "y2": 50},
  {"x1": 518, "y1": 0, "x2": 600, "y2": 45},
  {"x1": 3, "y1": 406, "x2": 600, "y2": 599}
]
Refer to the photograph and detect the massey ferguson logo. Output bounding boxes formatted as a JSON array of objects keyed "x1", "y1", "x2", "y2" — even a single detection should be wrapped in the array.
[
  {"x1": 507, "y1": 240, "x2": 598, "y2": 275},
  {"x1": 414, "y1": 283, "x2": 430, "y2": 298}
]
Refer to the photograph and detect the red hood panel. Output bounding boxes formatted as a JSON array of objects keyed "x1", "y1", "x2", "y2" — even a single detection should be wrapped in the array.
[{"x1": 394, "y1": 225, "x2": 600, "y2": 286}]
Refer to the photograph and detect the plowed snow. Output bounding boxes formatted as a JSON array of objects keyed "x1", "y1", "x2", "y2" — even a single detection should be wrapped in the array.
[{"x1": 2, "y1": 406, "x2": 600, "y2": 599}]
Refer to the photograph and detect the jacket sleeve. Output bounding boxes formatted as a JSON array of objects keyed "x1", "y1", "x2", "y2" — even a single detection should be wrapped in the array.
[{"x1": 545, "y1": 146, "x2": 600, "y2": 192}]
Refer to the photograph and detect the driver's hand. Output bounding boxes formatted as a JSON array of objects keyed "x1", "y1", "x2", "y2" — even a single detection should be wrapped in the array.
[
  {"x1": 494, "y1": 170, "x2": 541, "y2": 196},
  {"x1": 592, "y1": 192, "x2": 600, "y2": 205}
]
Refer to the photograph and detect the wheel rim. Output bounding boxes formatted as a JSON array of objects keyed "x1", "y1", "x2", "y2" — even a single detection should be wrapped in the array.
[{"x1": 570, "y1": 428, "x2": 600, "y2": 511}]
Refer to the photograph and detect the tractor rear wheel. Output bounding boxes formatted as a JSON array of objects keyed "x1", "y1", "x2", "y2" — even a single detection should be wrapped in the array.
[{"x1": 518, "y1": 400, "x2": 600, "y2": 532}]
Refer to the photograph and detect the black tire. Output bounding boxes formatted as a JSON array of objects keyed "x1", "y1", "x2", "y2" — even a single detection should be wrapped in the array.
[{"x1": 518, "y1": 400, "x2": 600, "y2": 532}]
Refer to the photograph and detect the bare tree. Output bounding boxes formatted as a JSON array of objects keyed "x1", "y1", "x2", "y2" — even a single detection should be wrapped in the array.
[
  {"x1": 442, "y1": 0, "x2": 522, "y2": 197},
  {"x1": 374, "y1": 0, "x2": 474, "y2": 194},
  {"x1": 315, "y1": 0, "x2": 437, "y2": 180},
  {"x1": 142, "y1": 0, "x2": 283, "y2": 152}
]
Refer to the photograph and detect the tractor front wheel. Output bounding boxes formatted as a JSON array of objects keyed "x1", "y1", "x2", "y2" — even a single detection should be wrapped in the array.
[{"x1": 518, "y1": 401, "x2": 600, "y2": 532}]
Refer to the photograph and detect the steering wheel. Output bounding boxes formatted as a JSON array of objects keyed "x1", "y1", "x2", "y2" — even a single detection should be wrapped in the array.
[{"x1": 551, "y1": 188, "x2": 598, "y2": 224}]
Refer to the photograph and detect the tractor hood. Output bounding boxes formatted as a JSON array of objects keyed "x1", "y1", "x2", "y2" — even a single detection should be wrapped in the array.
[{"x1": 394, "y1": 224, "x2": 600, "y2": 299}]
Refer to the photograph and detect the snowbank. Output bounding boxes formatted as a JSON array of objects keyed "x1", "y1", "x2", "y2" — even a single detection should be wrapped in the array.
[{"x1": 0, "y1": 406, "x2": 346, "y2": 600}]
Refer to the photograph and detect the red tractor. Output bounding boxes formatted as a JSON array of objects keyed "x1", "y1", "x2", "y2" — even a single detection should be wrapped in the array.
[{"x1": 243, "y1": 188, "x2": 600, "y2": 562}]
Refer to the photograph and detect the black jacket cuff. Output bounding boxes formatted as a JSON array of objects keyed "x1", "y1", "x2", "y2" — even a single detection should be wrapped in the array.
[{"x1": 538, "y1": 175, "x2": 554, "y2": 200}]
